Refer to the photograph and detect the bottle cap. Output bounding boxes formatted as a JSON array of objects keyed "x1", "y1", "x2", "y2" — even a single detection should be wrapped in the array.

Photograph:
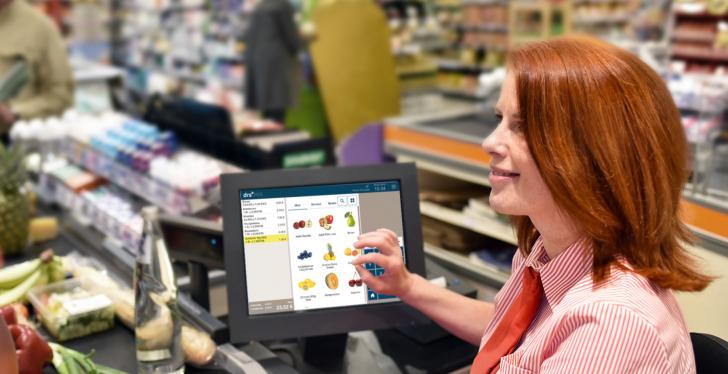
[{"x1": 141, "y1": 205, "x2": 160, "y2": 219}]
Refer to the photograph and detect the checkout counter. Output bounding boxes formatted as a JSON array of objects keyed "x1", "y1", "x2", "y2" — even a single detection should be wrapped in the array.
[{"x1": 20, "y1": 203, "x2": 479, "y2": 374}]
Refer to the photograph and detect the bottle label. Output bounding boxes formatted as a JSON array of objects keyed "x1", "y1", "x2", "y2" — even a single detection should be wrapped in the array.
[{"x1": 137, "y1": 348, "x2": 172, "y2": 362}]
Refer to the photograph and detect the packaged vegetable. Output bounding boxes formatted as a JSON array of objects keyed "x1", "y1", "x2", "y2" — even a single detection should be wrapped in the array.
[{"x1": 28, "y1": 279, "x2": 115, "y2": 341}]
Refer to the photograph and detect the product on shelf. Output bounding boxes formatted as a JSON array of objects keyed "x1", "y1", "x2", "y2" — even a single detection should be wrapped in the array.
[
  {"x1": 14, "y1": 110, "x2": 228, "y2": 215},
  {"x1": 79, "y1": 186, "x2": 144, "y2": 252},
  {"x1": 29, "y1": 279, "x2": 115, "y2": 342}
]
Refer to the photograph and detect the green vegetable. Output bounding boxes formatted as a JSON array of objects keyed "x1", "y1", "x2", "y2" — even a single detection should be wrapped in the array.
[{"x1": 50, "y1": 343, "x2": 130, "y2": 374}]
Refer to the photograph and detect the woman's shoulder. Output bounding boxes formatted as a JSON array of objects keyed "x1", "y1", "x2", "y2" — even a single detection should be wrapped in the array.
[
  {"x1": 561, "y1": 267, "x2": 690, "y2": 346},
  {"x1": 548, "y1": 267, "x2": 694, "y2": 372},
  {"x1": 561, "y1": 265, "x2": 680, "y2": 322}
]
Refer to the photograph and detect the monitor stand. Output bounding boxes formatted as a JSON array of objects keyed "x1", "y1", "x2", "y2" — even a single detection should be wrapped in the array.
[
  {"x1": 187, "y1": 261, "x2": 210, "y2": 310},
  {"x1": 300, "y1": 333, "x2": 348, "y2": 370}
]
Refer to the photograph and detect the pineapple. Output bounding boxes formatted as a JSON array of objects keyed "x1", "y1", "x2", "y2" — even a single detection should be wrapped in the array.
[{"x1": 0, "y1": 143, "x2": 29, "y2": 255}]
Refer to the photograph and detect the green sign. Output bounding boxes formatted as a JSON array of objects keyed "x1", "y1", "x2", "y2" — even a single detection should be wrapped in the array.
[{"x1": 282, "y1": 149, "x2": 326, "y2": 168}]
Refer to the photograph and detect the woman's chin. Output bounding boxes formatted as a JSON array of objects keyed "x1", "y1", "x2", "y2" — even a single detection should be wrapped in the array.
[{"x1": 488, "y1": 195, "x2": 520, "y2": 215}]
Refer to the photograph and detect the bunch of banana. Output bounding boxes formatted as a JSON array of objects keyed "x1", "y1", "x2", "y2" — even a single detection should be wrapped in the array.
[{"x1": 0, "y1": 249, "x2": 64, "y2": 306}]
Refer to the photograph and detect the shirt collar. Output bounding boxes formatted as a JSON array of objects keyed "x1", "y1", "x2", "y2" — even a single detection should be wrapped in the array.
[{"x1": 524, "y1": 236, "x2": 593, "y2": 309}]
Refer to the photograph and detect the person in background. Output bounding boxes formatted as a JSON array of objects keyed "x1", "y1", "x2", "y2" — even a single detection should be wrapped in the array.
[
  {"x1": 0, "y1": 0, "x2": 74, "y2": 144},
  {"x1": 352, "y1": 36, "x2": 712, "y2": 373},
  {"x1": 243, "y1": 0, "x2": 301, "y2": 125}
]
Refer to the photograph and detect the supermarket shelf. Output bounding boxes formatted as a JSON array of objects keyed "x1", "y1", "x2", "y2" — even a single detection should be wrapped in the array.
[
  {"x1": 671, "y1": 47, "x2": 728, "y2": 63},
  {"x1": 425, "y1": 243, "x2": 510, "y2": 287},
  {"x1": 674, "y1": 10, "x2": 728, "y2": 20},
  {"x1": 126, "y1": 65, "x2": 244, "y2": 90},
  {"x1": 460, "y1": 24, "x2": 508, "y2": 33},
  {"x1": 572, "y1": 14, "x2": 630, "y2": 24},
  {"x1": 439, "y1": 87, "x2": 487, "y2": 101},
  {"x1": 420, "y1": 201, "x2": 516, "y2": 245},
  {"x1": 395, "y1": 151, "x2": 490, "y2": 186},
  {"x1": 384, "y1": 121, "x2": 728, "y2": 257},
  {"x1": 62, "y1": 140, "x2": 215, "y2": 215},
  {"x1": 460, "y1": 42, "x2": 508, "y2": 51},
  {"x1": 671, "y1": 30, "x2": 716, "y2": 44},
  {"x1": 461, "y1": 0, "x2": 508, "y2": 5},
  {"x1": 573, "y1": 0, "x2": 630, "y2": 4},
  {"x1": 437, "y1": 59, "x2": 490, "y2": 72}
]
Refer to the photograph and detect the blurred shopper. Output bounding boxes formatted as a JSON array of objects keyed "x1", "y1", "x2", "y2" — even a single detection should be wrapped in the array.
[
  {"x1": 0, "y1": 0, "x2": 74, "y2": 144},
  {"x1": 244, "y1": 0, "x2": 301, "y2": 124}
]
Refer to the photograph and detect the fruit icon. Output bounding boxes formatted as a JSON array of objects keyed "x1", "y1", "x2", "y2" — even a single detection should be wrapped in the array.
[
  {"x1": 344, "y1": 248, "x2": 352, "y2": 256},
  {"x1": 297, "y1": 250, "x2": 312, "y2": 260},
  {"x1": 319, "y1": 216, "x2": 332, "y2": 230},
  {"x1": 323, "y1": 243, "x2": 336, "y2": 261},
  {"x1": 293, "y1": 220, "x2": 310, "y2": 230},
  {"x1": 325, "y1": 273, "x2": 339, "y2": 290},
  {"x1": 344, "y1": 212, "x2": 355, "y2": 227},
  {"x1": 298, "y1": 278, "x2": 316, "y2": 290},
  {"x1": 348, "y1": 271, "x2": 363, "y2": 287}
]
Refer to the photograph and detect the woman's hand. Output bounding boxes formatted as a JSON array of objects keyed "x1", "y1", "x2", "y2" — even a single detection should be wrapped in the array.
[{"x1": 350, "y1": 228, "x2": 414, "y2": 298}]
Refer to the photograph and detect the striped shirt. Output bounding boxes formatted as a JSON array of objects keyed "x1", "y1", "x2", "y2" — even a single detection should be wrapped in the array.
[{"x1": 479, "y1": 236, "x2": 695, "y2": 373}]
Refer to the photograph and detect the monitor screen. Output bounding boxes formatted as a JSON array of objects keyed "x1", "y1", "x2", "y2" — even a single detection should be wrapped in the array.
[
  {"x1": 239, "y1": 181, "x2": 405, "y2": 315},
  {"x1": 222, "y1": 163, "x2": 427, "y2": 343}
]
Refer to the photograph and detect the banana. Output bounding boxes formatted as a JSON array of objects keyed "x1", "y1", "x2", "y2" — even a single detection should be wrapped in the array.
[
  {"x1": 0, "y1": 259, "x2": 41, "y2": 289},
  {"x1": 0, "y1": 269, "x2": 41, "y2": 307}
]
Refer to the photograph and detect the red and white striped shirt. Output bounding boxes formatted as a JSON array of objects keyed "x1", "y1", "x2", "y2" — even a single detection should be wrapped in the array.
[{"x1": 480, "y1": 236, "x2": 695, "y2": 373}]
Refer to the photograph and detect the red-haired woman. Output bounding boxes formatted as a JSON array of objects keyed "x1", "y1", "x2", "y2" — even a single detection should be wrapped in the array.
[{"x1": 352, "y1": 36, "x2": 712, "y2": 373}]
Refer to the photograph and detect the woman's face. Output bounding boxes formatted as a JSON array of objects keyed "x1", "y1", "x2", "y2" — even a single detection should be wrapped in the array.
[{"x1": 482, "y1": 73, "x2": 556, "y2": 216}]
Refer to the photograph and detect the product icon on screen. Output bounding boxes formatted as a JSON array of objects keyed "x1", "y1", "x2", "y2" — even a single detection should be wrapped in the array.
[
  {"x1": 323, "y1": 243, "x2": 336, "y2": 261},
  {"x1": 318, "y1": 215, "x2": 333, "y2": 230},
  {"x1": 325, "y1": 273, "x2": 339, "y2": 290},
  {"x1": 344, "y1": 212, "x2": 355, "y2": 227}
]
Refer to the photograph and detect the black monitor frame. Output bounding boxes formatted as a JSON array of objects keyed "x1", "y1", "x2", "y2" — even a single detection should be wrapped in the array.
[{"x1": 221, "y1": 163, "x2": 427, "y2": 344}]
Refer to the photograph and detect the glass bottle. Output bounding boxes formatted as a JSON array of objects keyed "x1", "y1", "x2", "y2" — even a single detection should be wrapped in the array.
[{"x1": 134, "y1": 206, "x2": 184, "y2": 373}]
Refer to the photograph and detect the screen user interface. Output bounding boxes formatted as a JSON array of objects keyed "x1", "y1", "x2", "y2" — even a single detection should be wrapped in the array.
[{"x1": 239, "y1": 181, "x2": 405, "y2": 315}]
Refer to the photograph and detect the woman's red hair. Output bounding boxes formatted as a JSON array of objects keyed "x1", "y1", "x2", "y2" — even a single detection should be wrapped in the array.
[{"x1": 508, "y1": 36, "x2": 712, "y2": 291}]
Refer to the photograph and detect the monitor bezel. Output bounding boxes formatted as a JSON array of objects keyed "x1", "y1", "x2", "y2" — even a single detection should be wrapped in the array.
[{"x1": 222, "y1": 163, "x2": 427, "y2": 343}]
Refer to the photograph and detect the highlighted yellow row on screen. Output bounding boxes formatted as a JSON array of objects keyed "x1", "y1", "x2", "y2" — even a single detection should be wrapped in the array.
[{"x1": 244, "y1": 234, "x2": 289, "y2": 244}]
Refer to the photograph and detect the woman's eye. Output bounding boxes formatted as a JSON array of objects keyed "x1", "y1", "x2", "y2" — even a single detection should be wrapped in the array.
[{"x1": 495, "y1": 113, "x2": 503, "y2": 120}]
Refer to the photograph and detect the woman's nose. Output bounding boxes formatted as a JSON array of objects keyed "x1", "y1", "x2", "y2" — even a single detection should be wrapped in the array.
[{"x1": 482, "y1": 124, "x2": 504, "y2": 159}]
